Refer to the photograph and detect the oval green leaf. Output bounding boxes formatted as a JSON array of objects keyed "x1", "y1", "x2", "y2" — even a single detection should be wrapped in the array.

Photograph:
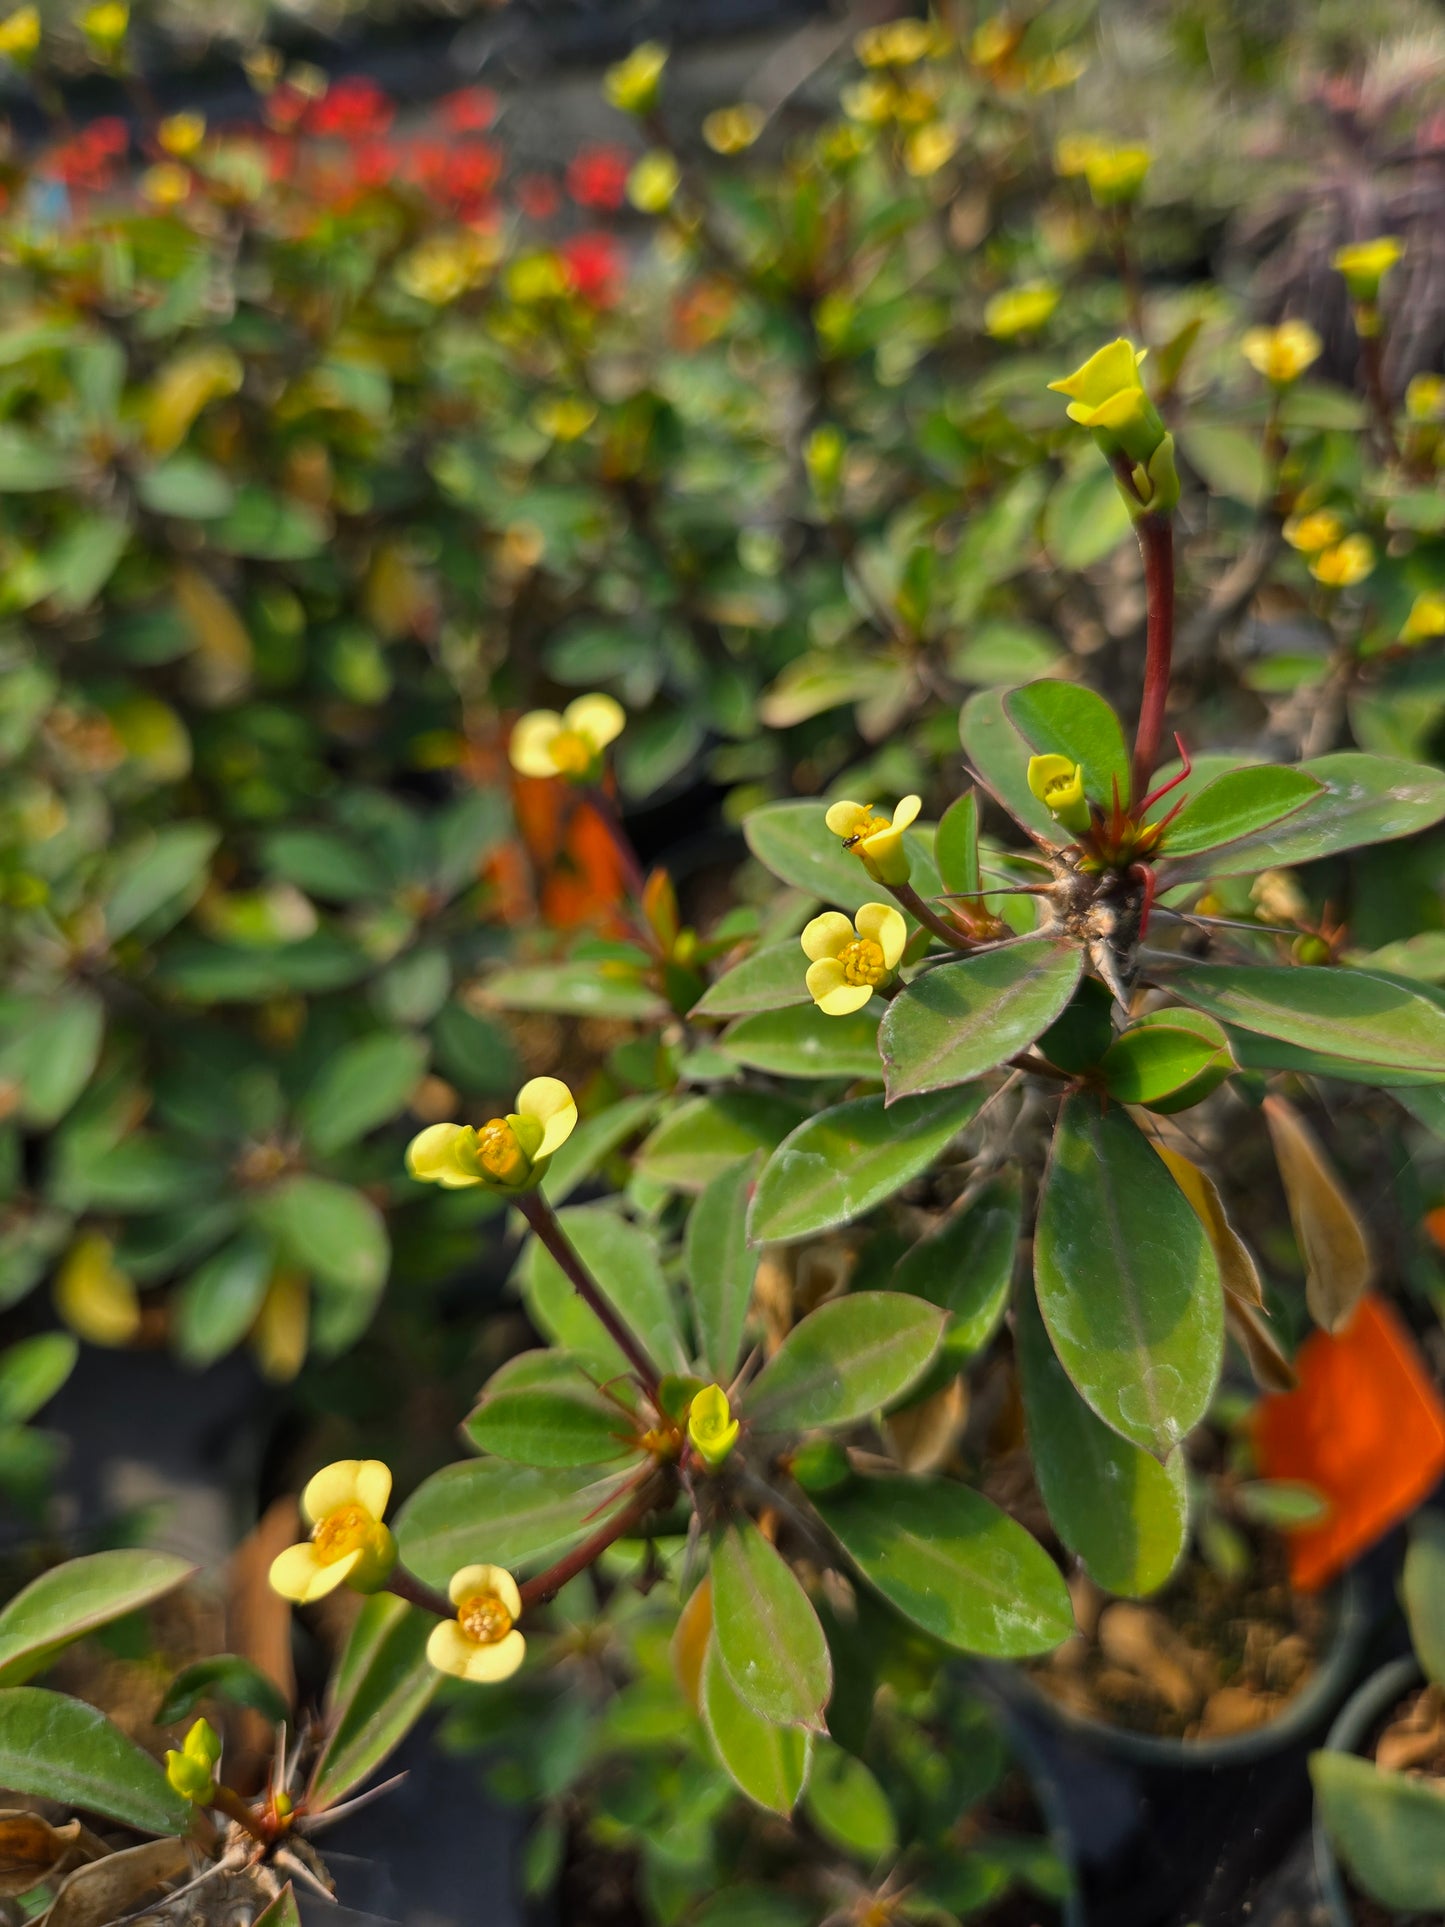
[
  {"x1": 686, "y1": 1158, "x2": 759, "y2": 1382},
  {"x1": 720, "y1": 1005, "x2": 881, "y2": 1080},
  {"x1": 1099, "y1": 1016, "x2": 1231, "y2": 1106},
  {"x1": 743, "y1": 802, "x2": 879, "y2": 911},
  {"x1": 694, "y1": 944, "x2": 811, "y2": 1019},
  {"x1": 1159, "y1": 766, "x2": 1323, "y2": 858},
  {"x1": 297, "y1": 1031, "x2": 429, "y2": 1156},
  {"x1": 711, "y1": 1516, "x2": 832, "y2": 1730},
  {"x1": 890, "y1": 1177, "x2": 1019, "y2": 1367},
  {"x1": 309, "y1": 1595, "x2": 438, "y2": 1812},
  {"x1": 0, "y1": 1552, "x2": 197, "y2": 1688},
  {"x1": 880, "y1": 939, "x2": 1082, "y2": 1101},
  {"x1": 0, "y1": 1688, "x2": 189, "y2": 1834},
  {"x1": 958, "y1": 689, "x2": 1057, "y2": 840},
  {"x1": 746, "y1": 1292, "x2": 946, "y2": 1431},
  {"x1": 1310, "y1": 1752, "x2": 1445, "y2": 1914},
  {"x1": 466, "y1": 1380, "x2": 639, "y2": 1469},
  {"x1": 701, "y1": 1637, "x2": 811, "y2": 1816},
  {"x1": 637, "y1": 1092, "x2": 807, "y2": 1194},
  {"x1": 1165, "y1": 962, "x2": 1445, "y2": 1075},
  {"x1": 395, "y1": 1460, "x2": 638, "y2": 1590},
  {"x1": 1005, "y1": 680, "x2": 1130, "y2": 808}
]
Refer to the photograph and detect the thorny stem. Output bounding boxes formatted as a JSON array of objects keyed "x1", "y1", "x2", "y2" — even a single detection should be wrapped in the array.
[
  {"x1": 518, "y1": 1474, "x2": 668, "y2": 1611},
  {"x1": 518, "y1": 1189, "x2": 663, "y2": 1395},
  {"x1": 384, "y1": 1564, "x2": 452, "y2": 1620},
  {"x1": 210, "y1": 1784, "x2": 272, "y2": 1847},
  {"x1": 1128, "y1": 509, "x2": 1176, "y2": 806},
  {"x1": 890, "y1": 881, "x2": 973, "y2": 953}
]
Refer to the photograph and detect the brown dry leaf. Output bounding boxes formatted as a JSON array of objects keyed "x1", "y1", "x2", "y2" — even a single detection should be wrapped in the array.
[
  {"x1": 752, "y1": 1248, "x2": 794, "y2": 1353},
  {"x1": 884, "y1": 1376, "x2": 968, "y2": 1474},
  {"x1": 1153, "y1": 1143, "x2": 1263, "y2": 1308},
  {"x1": 1263, "y1": 1096, "x2": 1372, "y2": 1333},
  {"x1": 671, "y1": 1576, "x2": 712, "y2": 1714},
  {"x1": 42, "y1": 1838, "x2": 196, "y2": 1927},
  {"x1": 1226, "y1": 1299, "x2": 1297, "y2": 1393},
  {"x1": 0, "y1": 1813, "x2": 86, "y2": 1898},
  {"x1": 173, "y1": 566, "x2": 253, "y2": 707}
]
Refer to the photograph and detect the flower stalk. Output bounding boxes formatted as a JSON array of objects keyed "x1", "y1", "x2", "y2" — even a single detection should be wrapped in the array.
[
  {"x1": 517, "y1": 1188, "x2": 663, "y2": 1395},
  {"x1": 1129, "y1": 506, "x2": 1176, "y2": 804},
  {"x1": 517, "y1": 1474, "x2": 667, "y2": 1610},
  {"x1": 889, "y1": 880, "x2": 974, "y2": 952}
]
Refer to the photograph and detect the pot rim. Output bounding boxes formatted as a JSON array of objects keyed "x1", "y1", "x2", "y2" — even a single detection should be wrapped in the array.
[
  {"x1": 982, "y1": 1566, "x2": 1372, "y2": 1768},
  {"x1": 1310, "y1": 1652, "x2": 1423, "y2": 1927}
]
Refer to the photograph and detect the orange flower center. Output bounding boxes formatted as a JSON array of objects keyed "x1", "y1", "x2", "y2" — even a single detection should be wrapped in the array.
[
  {"x1": 313, "y1": 1503, "x2": 371, "y2": 1565},
  {"x1": 458, "y1": 1590, "x2": 514, "y2": 1646},
  {"x1": 839, "y1": 937, "x2": 886, "y2": 987},
  {"x1": 549, "y1": 729, "x2": 592, "y2": 776},
  {"x1": 475, "y1": 1118, "x2": 528, "y2": 1184},
  {"x1": 852, "y1": 811, "x2": 890, "y2": 842}
]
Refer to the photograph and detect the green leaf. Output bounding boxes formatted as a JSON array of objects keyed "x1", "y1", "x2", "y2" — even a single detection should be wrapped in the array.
[
  {"x1": 1099, "y1": 1013, "x2": 1232, "y2": 1106},
  {"x1": 958, "y1": 689, "x2": 1057, "y2": 840},
  {"x1": 520, "y1": 1205, "x2": 687, "y2": 1378},
  {"x1": 720, "y1": 1005, "x2": 881, "y2": 1080},
  {"x1": 0, "y1": 427, "x2": 88, "y2": 491},
  {"x1": 395, "y1": 1461, "x2": 639, "y2": 1590},
  {"x1": 466, "y1": 1378, "x2": 639, "y2": 1468},
  {"x1": 1015, "y1": 1286, "x2": 1188, "y2": 1597},
  {"x1": 813, "y1": 1476, "x2": 1073, "y2": 1656},
  {"x1": 744, "y1": 801, "x2": 878, "y2": 911},
  {"x1": 0, "y1": 1333, "x2": 77, "y2": 1424},
  {"x1": 1043, "y1": 454, "x2": 1133, "y2": 570},
  {"x1": 36, "y1": 512, "x2": 131, "y2": 613},
  {"x1": 62, "y1": 1135, "x2": 217, "y2": 1214},
  {"x1": 880, "y1": 939, "x2": 1082, "y2": 1100},
  {"x1": 694, "y1": 944, "x2": 810, "y2": 1018},
  {"x1": 1160, "y1": 766, "x2": 1323, "y2": 858},
  {"x1": 205, "y1": 486, "x2": 328, "y2": 560},
  {"x1": 1165, "y1": 962, "x2": 1445, "y2": 1075},
  {"x1": 701, "y1": 1637, "x2": 810, "y2": 1816},
  {"x1": 746, "y1": 1292, "x2": 946, "y2": 1430},
  {"x1": 0, "y1": 1551, "x2": 196, "y2": 1687},
  {"x1": 1404, "y1": 1511, "x2": 1445, "y2": 1690},
  {"x1": 296, "y1": 1031, "x2": 428, "y2": 1156},
  {"x1": 1005, "y1": 681, "x2": 1131, "y2": 808},
  {"x1": 686, "y1": 1159, "x2": 758, "y2": 1381},
  {"x1": 136, "y1": 455, "x2": 235, "y2": 519},
  {"x1": 803, "y1": 1740, "x2": 897, "y2": 1863},
  {"x1": 105, "y1": 825, "x2": 219, "y2": 941},
  {"x1": 0, "y1": 1688, "x2": 189, "y2": 1833},
  {"x1": 481, "y1": 963, "x2": 666, "y2": 1021},
  {"x1": 174, "y1": 1234, "x2": 272, "y2": 1368},
  {"x1": 711, "y1": 1516, "x2": 832, "y2": 1730},
  {"x1": 1310, "y1": 1752, "x2": 1445, "y2": 1913},
  {"x1": 637, "y1": 1092, "x2": 806, "y2": 1193},
  {"x1": 1163, "y1": 753, "x2": 1445, "y2": 881},
  {"x1": 254, "y1": 1175, "x2": 389, "y2": 1298},
  {"x1": 540, "y1": 1092, "x2": 658, "y2": 1208},
  {"x1": 309, "y1": 1595, "x2": 438, "y2": 1812},
  {"x1": 0, "y1": 992, "x2": 104, "y2": 1127},
  {"x1": 155, "y1": 1655, "x2": 290, "y2": 1730},
  {"x1": 935, "y1": 792, "x2": 981, "y2": 897},
  {"x1": 253, "y1": 1888, "x2": 303, "y2": 1927},
  {"x1": 259, "y1": 827, "x2": 386, "y2": 902},
  {"x1": 749, "y1": 1088, "x2": 985, "y2": 1245},
  {"x1": 1034, "y1": 1095, "x2": 1223, "y2": 1452},
  {"x1": 1181, "y1": 423, "x2": 1271, "y2": 507},
  {"x1": 890, "y1": 1178, "x2": 1019, "y2": 1366}
]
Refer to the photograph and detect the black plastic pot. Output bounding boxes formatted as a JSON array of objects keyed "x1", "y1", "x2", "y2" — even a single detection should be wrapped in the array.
[
  {"x1": 976, "y1": 1573, "x2": 1372, "y2": 1927},
  {"x1": 1312, "y1": 1654, "x2": 1423, "y2": 1927}
]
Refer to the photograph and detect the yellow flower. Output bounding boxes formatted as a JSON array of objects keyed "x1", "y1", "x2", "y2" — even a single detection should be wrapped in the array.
[
  {"x1": 801, "y1": 903, "x2": 907, "y2": 1015},
  {"x1": 627, "y1": 151, "x2": 679, "y2": 214},
  {"x1": 687, "y1": 1384, "x2": 740, "y2": 1469},
  {"x1": 824, "y1": 794, "x2": 922, "y2": 886},
  {"x1": 1401, "y1": 592, "x2": 1445, "y2": 646},
  {"x1": 985, "y1": 283, "x2": 1060, "y2": 339},
  {"x1": 1082, "y1": 143, "x2": 1151, "y2": 207},
  {"x1": 1331, "y1": 237, "x2": 1403, "y2": 303},
  {"x1": 703, "y1": 104, "x2": 764, "y2": 154},
  {"x1": 505, "y1": 251, "x2": 569, "y2": 305},
  {"x1": 855, "y1": 19, "x2": 935, "y2": 66},
  {"x1": 80, "y1": 1, "x2": 127, "y2": 48},
  {"x1": 509, "y1": 693, "x2": 624, "y2": 780},
  {"x1": 406, "y1": 1078, "x2": 578, "y2": 1194},
  {"x1": 427, "y1": 1565, "x2": 526, "y2": 1684},
  {"x1": 532, "y1": 396, "x2": 598, "y2": 442},
  {"x1": 1027, "y1": 753, "x2": 1092, "y2": 835},
  {"x1": 1048, "y1": 340, "x2": 1177, "y2": 507},
  {"x1": 840, "y1": 77, "x2": 895, "y2": 125},
  {"x1": 54, "y1": 1233, "x2": 140, "y2": 1347},
  {"x1": 268, "y1": 1460, "x2": 396, "y2": 1605},
  {"x1": 1282, "y1": 508, "x2": 1343, "y2": 554},
  {"x1": 903, "y1": 122, "x2": 960, "y2": 178},
  {"x1": 1054, "y1": 132, "x2": 1104, "y2": 177},
  {"x1": 1405, "y1": 374, "x2": 1444, "y2": 423},
  {"x1": 604, "y1": 41, "x2": 667, "y2": 115},
  {"x1": 0, "y1": 6, "x2": 40, "y2": 59},
  {"x1": 164, "y1": 1720, "x2": 220, "y2": 1806},
  {"x1": 1240, "y1": 320, "x2": 1321, "y2": 386},
  {"x1": 158, "y1": 111, "x2": 206, "y2": 157},
  {"x1": 1309, "y1": 535, "x2": 1375, "y2": 588},
  {"x1": 804, "y1": 423, "x2": 846, "y2": 502},
  {"x1": 140, "y1": 163, "x2": 191, "y2": 207},
  {"x1": 397, "y1": 233, "x2": 487, "y2": 306}
]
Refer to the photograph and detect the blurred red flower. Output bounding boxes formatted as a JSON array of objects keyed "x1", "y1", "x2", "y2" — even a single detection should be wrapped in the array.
[
  {"x1": 440, "y1": 87, "x2": 498, "y2": 133},
  {"x1": 309, "y1": 76, "x2": 395, "y2": 140},
  {"x1": 562, "y1": 232, "x2": 623, "y2": 308},
  {"x1": 442, "y1": 142, "x2": 503, "y2": 213},
  {"x1": 566, "y1": 144, "x2": 632, "y2": 211},
  {"x1": 45, "y1": 115, "x2": 129, "y2": 190},
  {"x1": 517, "y1": 173, "x2": 560, "y2": 221}
]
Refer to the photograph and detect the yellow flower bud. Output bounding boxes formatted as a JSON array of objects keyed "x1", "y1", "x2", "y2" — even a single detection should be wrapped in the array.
[
  {"x1": 1331, "y1": 236, "x2": 1403, "y2": 304},
  {"x1": 1082, "y1": 143, "x2": 1151, "y2": 207},
  {"x1": 1048, "y1": 340, "x2": 1174, "y2": 502},
  {"x1": 164, "y1": 1716, "x2": 222, "y2": 1805},
  {"x1": 840, "y1": 77, "x2": 895, "y2": 125},
  {"x1": 703, "y1": 104, "x2": 764, "y2": 155},
  {"x1": 1240, "y1": 320, "x2": 1322, "y2": 386},
  {"x1": 158, "y1": 112, "x2": 206, "y2": 157},
  {"x1": 984, "y1": 283, "x2": 1060, "y2": 339},
  {"x1": 1401, "y1": 592, "x2": 1445, "y2": 646},
  {"x1": 823, "y1": 794, "x2": 921, "y2": 886},
  {"x1": 687, "y1": 1384, "x2": 740, "y2": 1469},
  {"x1": 1309, "y1": 535, "x2": 1374, "y2": 588},
  {"x1": 801, "y1": 903, "x2": 907, "y2": 1015},
  {"x1": 804, "y1": 424, "x2": 846, "y2": 504},
  {"x1": 903, "y1": 121, "x2": 961, "y2": 178},
  {"x1": 54, "y1": 1233, "x2": 140, "y2": 1348},
  {"x1": 0, "y1": 6, "x2": 41, "y2": 60},
  {"x1": 1282, "y1": 508, "x2": 1343, "y2": 554},
  {"x1": 1405, "y1": 374, "x2": 1444, "y2": 423},
  {"x1": 80, "y1": 1, "x2": 127, "y2": 49},
  {"x1": 427, "y1": 1565, "x2": 526, "y2": 1683},
  {"x1": 505, "y1": 250, "x2": 569, "y2": 305},
  {"x1": 1027, "y1": 754, "x2": 1092, "y2": 835},
  {"x1": 140, "y1": 162, "x2": 191, "y2": 208},
  {"x1": 397, "y1": 233, "x2": 490, "y2": 306},
  {"x1": 855, "y1": 19, "x2": 935, "y2": 66},
  {"x1": 604, "y1": 41, "x2": 667, "y2": 116},
  {"x1": 627, "y1": 151, "x2": 680, "y2": 214}
]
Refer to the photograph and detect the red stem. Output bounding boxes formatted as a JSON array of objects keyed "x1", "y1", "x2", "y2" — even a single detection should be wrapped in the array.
[
  {"x1": 1130, "y1": 510, "x2": 1175, "y2": 806},
  {"x1": 517, "y1": 1475, "x2": 666, "y2": 1611},
  {"x1": 384, "y1": 1565, "x2": 452, "y2": 1620},
  {"x1": 518, "y1": 1190, "x2": 662, "y2": 1396},
  {"x1": 211, "y1": 1784, "x2": 272, "y2": 1846},
  {"x1": 891, "y1": 880, "x2": 973, "y2": 952}
]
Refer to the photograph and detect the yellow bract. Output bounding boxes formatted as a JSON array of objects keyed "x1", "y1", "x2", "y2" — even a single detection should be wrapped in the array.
[
  {"x1": 628, "y1": 151, "x2": 680, "y2": 214},
  {"x1": 604, "y1": 40, "x2": 667, "y2": 115},
  {"x1": 533, "y1": 396, "x2": 598, "y2": 443},
  {"x1": 1027, "y1": 754, "x2": 1091, "y2": 835},
  {"x1": 1406, "y1": 374, "x2": 1444, "y2": 423},
  {"x1": 984, "y1": 283, "x2": 1059, "y2": 339},
  {"x1": 405, "y1": 1078, "x2": 578, "y2": 1194},
  {"x1": 824, "y1": 794, "x2": 921, "y2": 885},
  {"x1": 0, "y1": 6, "x2": 40, "y2": 58},
  {"x1": 904, "y1": 123, "x2": 960, "y2": 177},
  {"x1": 855, "y1": 19, "x2": 935, "y2": 66},
  {"x1": 269, "y1": 1459, "x2": 396, "y2": 1605},
  {"x1": 687, "y1": 1384, "x2": 740, "y2": 1468},
  {"x1": 509, "y1": 693, "x2": 625, "y2": 780},
  {"x1": 1048, "y1": 338, "x2": 1177, "y2": 508},
  {"x1": 54, "y1": 1233, "x2": 140, "y2": 1347},
  {"x1": 141, "y1": 163, "x2": 191, "y2": 208},
  {"x1": 397, "y1": 233, "x2": 492, "y2": 306},
  {"x1": 165, "y1": 1719, "x2": 220, "y2": 1806},
  {"x1": 1309, "y1": 535, "x2": 1374, "y2": 588},
  {"x1": 1401, "y1": 593, "x2": 1445, "y2": 646},
  {"x1": 427, "y1": 1564, "x2": 526, "y2": 1683},
  {"x1": 1331, "y1": 236, "x2": 1403, "y2": 302},
  {"x1": 1240, "y1": 320, "x2": 1321, "y2": 386},
  {"x1": 800, "y1": 903, "x2": 907, "y2": 1016},
  {"x1": 1054, "y1": 132, "x2": 1103, "y2": 177},
  {"x1": 158, "y1": 112, "x2": 206, "y2": 157},
  {"x1": 1282, "y1": 508, "x2": 1343, "y2": 554},
  {"x1": 703, "y1": 104, "x2": 764, "y2": 155},
  {"x1": 1081, "y1": 142, "x2": 1151, "y2": 207},
  {"x1": 81, "y1": 1, "x2": 127, "y2": 47}
]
